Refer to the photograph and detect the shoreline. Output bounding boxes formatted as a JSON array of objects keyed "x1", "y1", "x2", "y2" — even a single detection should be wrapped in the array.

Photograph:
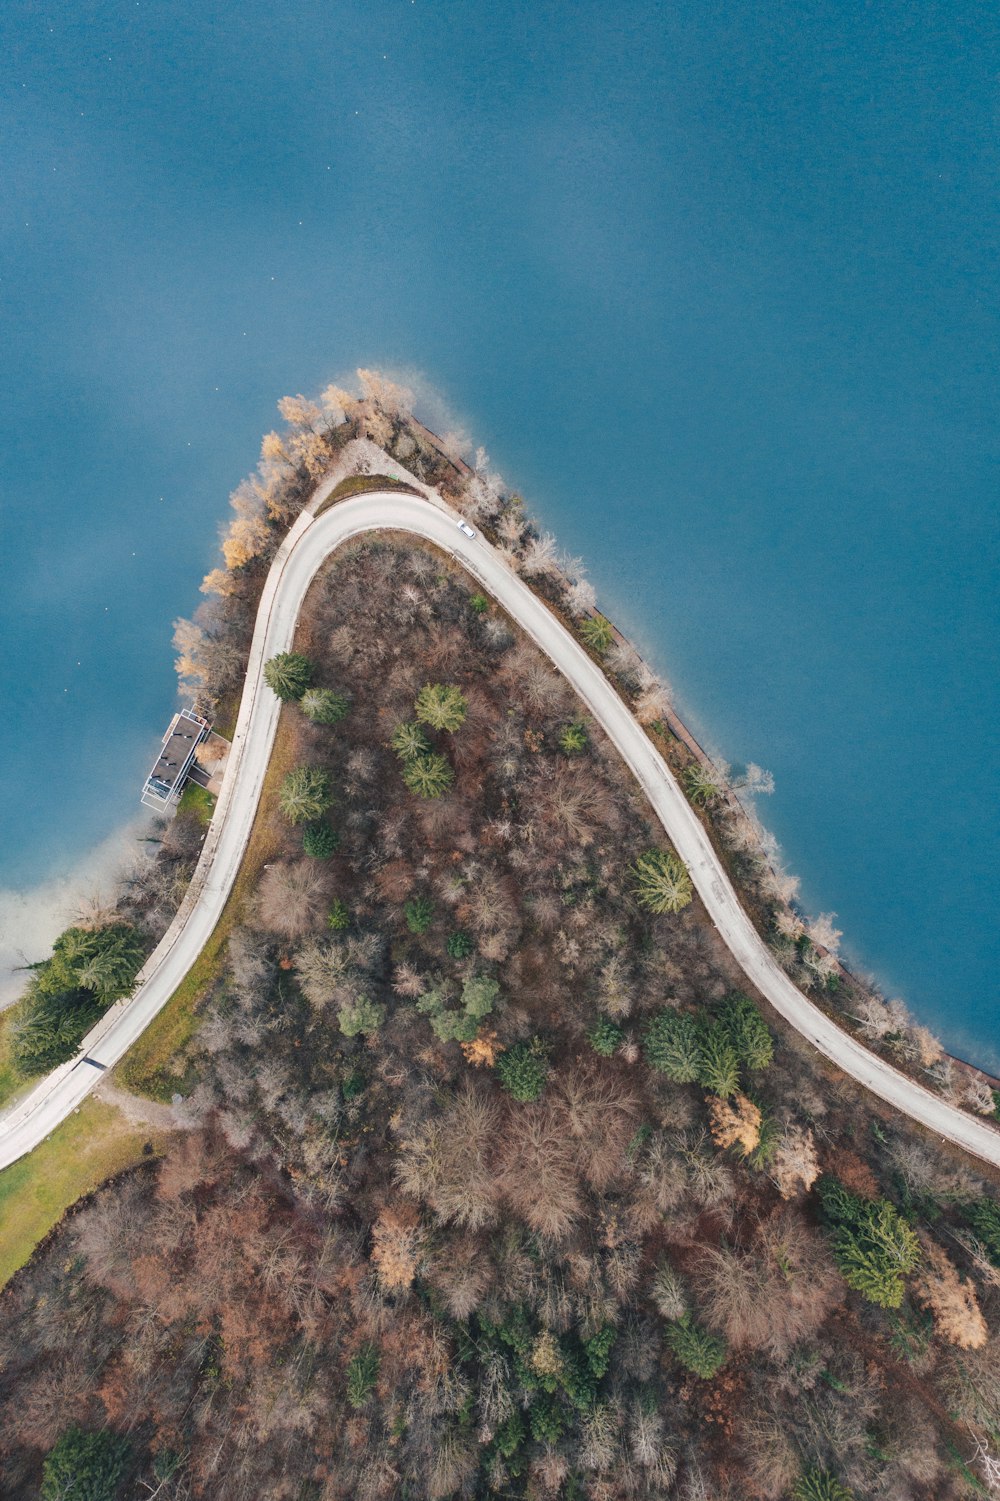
[
  {"x1": 3, "y1": 399, "x2": 996, "y2": 1145},
  {"x1": 585, "y1": 604, "x2": 1000, "y2": 1091}
]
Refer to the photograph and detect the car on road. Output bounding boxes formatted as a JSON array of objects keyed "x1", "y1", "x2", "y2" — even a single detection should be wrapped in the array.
[{"x1": 457, "y1": 519, "x2": 477, "y2": 539}]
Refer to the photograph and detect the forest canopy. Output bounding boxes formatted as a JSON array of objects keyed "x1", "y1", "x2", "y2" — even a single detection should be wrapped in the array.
[{"x1": 2, "y1": 434, "x2": 999, "y2": 1501}]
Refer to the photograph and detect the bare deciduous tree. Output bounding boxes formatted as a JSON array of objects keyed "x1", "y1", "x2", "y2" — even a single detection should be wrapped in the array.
[
  {"x1": 256, "y1": 861, "x2": 329, "y2": 940},
  {"x1": 695, "y1": 1212, "x2": 840, "y2": 1358}
]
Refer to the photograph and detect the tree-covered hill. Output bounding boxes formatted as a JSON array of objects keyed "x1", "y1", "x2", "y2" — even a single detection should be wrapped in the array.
[{"x1": 2, "y1": 540, "x2": 998, "y2": 1501}]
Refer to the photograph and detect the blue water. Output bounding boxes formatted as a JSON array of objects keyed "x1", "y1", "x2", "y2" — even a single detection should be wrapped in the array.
[{"x1": 1, "y1": 1, "x2": 997, "y2": 1065}]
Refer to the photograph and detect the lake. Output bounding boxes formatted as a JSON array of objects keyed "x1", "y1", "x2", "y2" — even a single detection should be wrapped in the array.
[{"x1": 1, "y1": 0, "x2": 997, "y2": 1066}]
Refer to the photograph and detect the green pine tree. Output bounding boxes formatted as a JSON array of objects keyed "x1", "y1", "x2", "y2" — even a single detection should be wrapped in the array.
[
  {"x1": 41, "y1": 1425, "x2": 131, "y2": 1501},
  {"x1": 497, "y1": 1038, "x2": 550, "y2": 1101},
  {"x1": 402, "y1": 753, "x2": 454, "y2": 799},
  {"x1": 302, "y1": 821, "x2": 339, "y2": 858},
  {"x1": 644, "y1": 1009, "x2": 702, "y2": 1082},
  {"x1": 558, "y1": 719, "x2": 589, "y2": 755},
  {"x1": 263, "y1": 652, "x2": 313, "y2": 701},
  {"x1": 631, "y1": 848, "x2": 693, "y2": 914},
  {"x1": 300, "y1": 686, "x2": 350, "y2": 724},
  {"x1": 718, "y1": 993, "x2": 774, "y2": 1071},
  {"x1": 414, "y1": 682, "x2": 468, "y2": 732},
  {"x1": 405, "y1": 896, "x2": 435, "y2": 934},
  {"x1": 588, "y1": 1017, "x2": 624, "y2": 1057},
  {"x1": 579, "y1": 614, "x2": 614, "y2": 652},
  {"x1": 696, "y1": 1023, "x2": 741, "y2": 1097},
  {"x1": 663, "y1": 1316, "x2": 727, "y2": 1379},
  {"x1": 793, "y1": 1467, "x2": 855, "y2": 1501},
  {"x1": 391, "y1": 720, "x2": 432, "y2": 760},
  {"x1": 279, "y1": 766, "x2": 333, "y2": 825},
  {"x1": 346, "y1": 1345, "x2": 380, "y2": 1408}
]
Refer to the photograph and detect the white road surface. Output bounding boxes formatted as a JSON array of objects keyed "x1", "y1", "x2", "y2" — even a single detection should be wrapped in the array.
[{"x1": 2, "y1": 486, "x2": 998, "y2": 1172}]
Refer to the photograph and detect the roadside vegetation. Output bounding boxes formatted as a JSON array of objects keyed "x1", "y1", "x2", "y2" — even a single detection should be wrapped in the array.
[
  {"x1": 160, "y1": 370, "x2": 1000, "y2": 1120},
  {"x1": 1, "y1": 533, "x2": 999, "y2": 1501}
]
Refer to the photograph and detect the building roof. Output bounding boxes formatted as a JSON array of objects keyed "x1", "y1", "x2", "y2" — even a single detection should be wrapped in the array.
[{"x1": 143, "y1": 710, "x2": 209, "y2": 802}]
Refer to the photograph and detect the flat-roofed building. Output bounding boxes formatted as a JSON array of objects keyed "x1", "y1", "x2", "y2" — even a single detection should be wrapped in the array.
[{"x1": 141, "y1": 708, "x2": 211, "y2": 810}]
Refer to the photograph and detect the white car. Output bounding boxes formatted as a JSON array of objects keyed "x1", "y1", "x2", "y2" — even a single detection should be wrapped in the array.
[{"x1": 457, "y1": 519, "x2": 477, "y2": 539}]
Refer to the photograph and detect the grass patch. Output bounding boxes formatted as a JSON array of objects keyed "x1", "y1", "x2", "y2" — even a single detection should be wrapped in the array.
[
  {"x1": 314, "y1": 472, "x2": 420, "y2": 517},
  {"x1": 0, "y1": 1097, "x2": 171, "y2": 1290},
  {"x1": 116, "y1": 709, "x2": 299, "y2": 1100},
  {"x1": 178, "y1": 781, "x2": 215, "y2": 825},
  {"x1": 212, "y1": 689, "x2": 241, "y2": 742},
  {"x1": 0, "y1": 996, "x2": 39, "y2": 1112}
]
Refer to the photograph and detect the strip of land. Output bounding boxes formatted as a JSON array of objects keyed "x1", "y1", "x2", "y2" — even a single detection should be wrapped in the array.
[{"x1": 2, "y1": 478, "x2": 999, "y2": 1170}]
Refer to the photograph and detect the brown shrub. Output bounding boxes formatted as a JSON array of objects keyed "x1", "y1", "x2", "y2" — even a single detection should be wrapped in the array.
[
  {"x1": 423, "y1": 1233, "x2": 491, "y2": 1319},
  {"x1": 769, "y1": 1123, "x2": 820, "y2": 1198},
  {"x1": 498, "y1": 1103, "x2": 582, "y2": 1242},
  {"x1": 554, "y1": 1065, "x2": 638, "y2": 1190},
  {"x1": 256, "y1": 860, "x2": 329, "y2": 939},
  {"x1": 827, "y1": 1148, "x2": 879, "y2": 1199},
  {"x1": 696, "y1": 1210, "x2": 840, "y2": 1357},
  {"x1": 371, "y1": 1204, "x2": 424, "y2": 1292},
  {"x1": 708, "y1": 1093, "x2": 762, "y2": 1156},
  {"x1": 396, "y1": 1085, "x2": 500, "y2": 1230},
  {"x1": 912, "y1": 1234, "x2": 988, "y2": 1349},
  {"x1": 375, "y1": 859, "x2": 416, "y2": 902}
]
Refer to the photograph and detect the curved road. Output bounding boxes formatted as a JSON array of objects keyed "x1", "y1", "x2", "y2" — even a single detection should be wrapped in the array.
[{"x1": 2, "y1": 486, "x2": 999, "y2": 1171}]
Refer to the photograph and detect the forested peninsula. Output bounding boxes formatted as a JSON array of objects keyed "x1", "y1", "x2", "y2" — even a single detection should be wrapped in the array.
[{"x1": 1, "y1": 375, "x2": 999, "y2": 1501}]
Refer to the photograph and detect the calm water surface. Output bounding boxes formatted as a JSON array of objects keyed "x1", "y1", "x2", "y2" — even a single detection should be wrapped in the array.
[{"x1": 1, "y1": 1, "x2": 997, "y2": 1064}]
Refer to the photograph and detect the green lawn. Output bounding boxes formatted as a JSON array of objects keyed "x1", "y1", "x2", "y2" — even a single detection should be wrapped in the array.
[
  {"x1": 178, "y1": 780, "x2": 216, "y2": 825},
  {"x1": 0, "y1": 1097, "x2": 171, "y2": 1289},
  {"x1": 0, "y1": 997, "x2": 39, "y2": 1112}
]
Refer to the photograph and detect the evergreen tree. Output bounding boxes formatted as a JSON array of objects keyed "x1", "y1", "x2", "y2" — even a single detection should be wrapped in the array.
[
  {"x1": 12, "y1": 986, "x2": 104, "y2": 1074},
  {"x1": 327, "y1": 899, "x2": 350, "y2": 931},
  {"x1": 682, "y1": 761, "x2": 721, "y2": 805},
  {"x1": 663, "y1": 1316, "x2": 727, "y2": 1379},
  {"x1": 961, "y1": 1197, "x2": 1000, "y2": 1266},
  {"x1": 416, "y1": 975, "x2": 499, "y2": 1043},
  {"x1": 718, "y1": 993, "x2": 774, "y2": 1071},
  {"x1": 300, "y1": 686, "x2": 350, "y2": 724},
  {"x1": 644, "y1": 1009, "x2": 701, "y2": 1082},
  {"x1": 402, "y1": 753, "x2": 454, "y2": 799},
  {"x1": 391, "y1": 720, "x2": 432, "y2": 760},
  {"x1": 12, "y1": 923, "x2": 145, "y2": 1076},
  {"x1": 338, "y1": 996, "x2": 386, "y2": 1038},
  {"x1": 447, "y1": 930, "x2": 474, "y2": 959},
  {"x1": 579, "y1": 614, "x2": 614, "y2": 652},
  {"x1": 264, "y1": 651, "x2": 313, "y2": 701},
  {"x1": 696, "y1": 1022, "x2": 742, "y2": 1097},
  {"x1": 793, "y1": 1467, "x2": 855, "y2": 1501},
  {"x1": 558, "y1": 719, "x2": 589, "y2": 755},
  {"x1": 818, "y1": 1177, "x2": 921, "y2": 1308},
  {"x1": 631, "y1": 848, "x2": 693, "y2": 914},
  {"x1": 405, "y1": 896, "x2": 435, "y2": 934},
  {"x1": 302, "y1": 821, "x2": 339, "y2": 858},
  {"x1": 587, "y1": 1017, "x2": 624, "y2": 1057},
  {"x1": 41, "y1": 1425, "x2": 131, "y2": 1501},
  {"x1": 279, "y1": 766, "x2": 333, "y2": 824},
  {"x1": 414, "y1": 682, "x2": 468, "y2": 732},
  {"x1": 346, "y1": 1345, "x2": 380, "y2": 1408},
  {"x1": 71, "y1": 925, "x2": 145, "y2": 1004},
  {"x1": 497, "y1": 1038, "x2": 550, "y2": 1101}
]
